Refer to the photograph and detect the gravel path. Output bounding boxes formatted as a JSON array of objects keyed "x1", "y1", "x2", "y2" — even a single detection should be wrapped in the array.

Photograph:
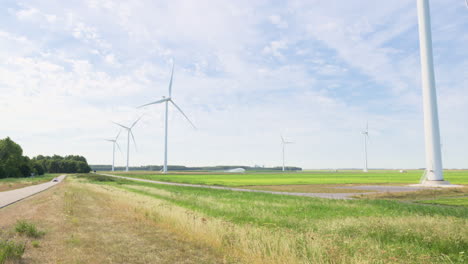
[{"x1": 0, "y1": 175, "x2": 66, "y2": 208}]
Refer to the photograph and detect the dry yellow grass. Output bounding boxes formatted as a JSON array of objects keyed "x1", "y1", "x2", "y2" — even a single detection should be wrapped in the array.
[
  {"x1": 94, "y1": 183, "x2": 467, "y2": 264},
  {"x1": 2, "y1": 177, "x2": 466, "y2": 263},
  {"x1": 0, "y1": 179, "x2": 224, "y2": 263},
  {"x1": 0, "y1": 180, "x2": 50, "y2": 192}
]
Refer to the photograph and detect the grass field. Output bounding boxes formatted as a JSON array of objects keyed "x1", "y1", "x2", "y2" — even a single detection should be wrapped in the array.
[
  {"x1": 105, "y1": 170, "x2": 468, "y2": 186},
  {"x1": 0, "y1": 178, "x2": 223, "y2": 263},
  {"x1": 74, "y1": 174, "x2": 468, "y2": 264},
  {"x1": 419, "y1": 197, "x2": 468, "y2": 206},
  {"x1": 2, "y1": 172, "x2": 467, "y2": 263},
  {"x1": 0, "y1": 174, "x2": 55, "y2": 192}
]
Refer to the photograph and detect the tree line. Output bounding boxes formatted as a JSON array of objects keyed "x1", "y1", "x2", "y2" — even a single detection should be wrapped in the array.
[{"x1": 0, "y1": 137, "x2": 91, "y2": 179}]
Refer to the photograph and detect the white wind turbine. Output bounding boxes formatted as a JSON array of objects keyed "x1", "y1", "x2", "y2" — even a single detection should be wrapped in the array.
[
  {"x1": 281, "y1": 135, "x2": 293, "y2": 172},
  {"x1": 104, "y1": 130, "x2": 122, "y2": 172},
  {"x1": 416, "y1": 0, "x2": 446, "y2": 184},
  {"x1": 113, "y1": 116, "x2": 143, "y2": 172},
  {"x1": 138, "y1": 63, "x2": 196, "y2": 174},
  {"x1": 361, "y1": 122, "x2": 369, "y2": 173}
]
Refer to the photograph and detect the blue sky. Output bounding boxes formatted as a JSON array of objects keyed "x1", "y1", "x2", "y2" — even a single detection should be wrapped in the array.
[{"x1": 0, "y1": 0, "x2": 466, "y2": 169}]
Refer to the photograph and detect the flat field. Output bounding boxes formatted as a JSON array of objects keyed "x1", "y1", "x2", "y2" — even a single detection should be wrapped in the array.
[
  {"x1": 74, "y1": 175, "x2": 468, "y2": 263},
  {"x1": 105, "y1": 170, "x2": 468, "y2": 186},
  {"x1": 2, "y1": 174, "x2": 467, "y2": 263}
]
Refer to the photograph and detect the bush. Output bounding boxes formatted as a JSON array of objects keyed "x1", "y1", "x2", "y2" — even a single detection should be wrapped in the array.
[
  {"x1": 14, "y1": 220, "x2": 45, "y2": 238},
  {"x1": 0, "y1": 240, "x2": 25, "y2": 264}
]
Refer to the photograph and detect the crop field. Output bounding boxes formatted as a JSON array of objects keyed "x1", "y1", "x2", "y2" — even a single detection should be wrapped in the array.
[
  {"x1": 73, "y1": 175, "x2": 467, "y2": 263},
  {"x1": 105, "y1": 170, "x2": 468, "y2": 186}
]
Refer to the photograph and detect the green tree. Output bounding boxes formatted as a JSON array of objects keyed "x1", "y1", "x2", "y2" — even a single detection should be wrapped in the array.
[{"x1": 0, "y1": 137, "x2": 24, "y2": 178}]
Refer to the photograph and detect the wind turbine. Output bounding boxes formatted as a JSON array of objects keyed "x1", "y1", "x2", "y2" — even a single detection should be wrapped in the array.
[
  {"x1": 113, "y1": 116, "x2": 143, "y2": 172},
  {"x1": 104, "y1": 130, "x2": 122, "y2": 172},
  {"x1": 361, "y1": 123, "x2": 369, "y2": 173},
  {"x1": 138, "y1": 63, "x2": 196, "y2": 174},
  {"x1": 416, "y1": 0, "x2": 445, "y2": 184},
  {"x1": 281, "y1": 135, "x2": 293, "y2": 172}
]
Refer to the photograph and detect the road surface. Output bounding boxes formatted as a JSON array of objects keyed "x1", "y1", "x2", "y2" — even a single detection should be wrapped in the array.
[{"x1": 0, "y1": 175, "x2": 66, "y2": 208}]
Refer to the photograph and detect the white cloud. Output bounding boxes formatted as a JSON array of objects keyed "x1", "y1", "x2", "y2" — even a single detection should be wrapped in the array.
[
  {"x1": 0, "y1": 0, "x2": 466, "y2": 169},
  {"x1": 269, "y1": 15, "x2": 288, "y2": 29}
]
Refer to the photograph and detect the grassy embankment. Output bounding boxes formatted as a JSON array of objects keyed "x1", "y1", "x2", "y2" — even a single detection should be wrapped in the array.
[
  {"x1": 0, "y1": 174, "x2": 55, "y2": 192},
  {"x1": 77, "y1": 174, "x2": 468, "y2": 264},
  {"x1": 0, "y1": 177, "x2": 223, "y2": 263},
  {"x1": 105, "y1": 170, "x2": 468, "y2": 186}
]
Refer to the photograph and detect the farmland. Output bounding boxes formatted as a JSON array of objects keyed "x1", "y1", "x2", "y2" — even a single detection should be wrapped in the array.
[
  {"x1": 1, "y1": 171, "x2": 467, "y2": 263},
  {"x1": 75, "y1": 173, "x2": 467, "y2": 263},
  {"x1": 105, "y1": 169, "x2": 468, "y2": 186}
]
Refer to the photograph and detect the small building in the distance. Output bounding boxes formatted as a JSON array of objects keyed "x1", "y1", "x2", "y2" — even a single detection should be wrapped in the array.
[{"x1": 226, "y1": 168, "x2": 246, "y2": 173}]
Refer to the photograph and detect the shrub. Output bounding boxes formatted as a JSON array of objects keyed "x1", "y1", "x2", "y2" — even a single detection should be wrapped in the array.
[
  {"x1": 0, "y1": 240, "x2": 25, "y2": 264},
  {"x1": 14, "y1": 220, "x2": 45, "y2": 238}
]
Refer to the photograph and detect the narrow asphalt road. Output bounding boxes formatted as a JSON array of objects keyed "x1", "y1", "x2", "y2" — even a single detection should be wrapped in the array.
[
  {"x1": 0, "y1": 175, "x2": 66, "y2": 209},
  {"x1": 96, "y1": 173, "x2": 438, "y2": 199}
]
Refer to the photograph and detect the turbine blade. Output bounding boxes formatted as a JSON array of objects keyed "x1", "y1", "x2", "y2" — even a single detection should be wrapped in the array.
[
  {"x1": 281, "y1": 135, "x2": 285, "y2": 143},
  {"x1": 113, "y1": 122, "x2": 129, "y2": 130},
  {"x1": 137, "y1": 98, "x2": 168, "y2": 108},
  {"x1": 170, "y1": 100, "x2": 197, "y2": 129},
  {"x1": 130, "y1": 130, "x2": 138, "y2": 152},
  {"x1": 131, "y1": 115, "x2": 144, "y2": 128},
  {"x1": 115, "y1": 130, "x2": 121, "y2": 141},
  {"x1": 115, "y1": 141, "x2": 123, "y2": 154},
  {"x1": 169, "y1": 62, "x2": 174, "y2": 97}
]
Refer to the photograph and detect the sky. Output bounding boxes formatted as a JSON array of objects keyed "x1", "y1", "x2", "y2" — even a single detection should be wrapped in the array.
[{"x1": 0, "y1": 0, "x2": 467, "y2": 169}]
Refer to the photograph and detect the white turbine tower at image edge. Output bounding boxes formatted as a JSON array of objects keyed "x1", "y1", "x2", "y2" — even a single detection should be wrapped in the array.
[
  {"x1": 113, "y1": 116, "x2": 143, "y2": 172},
  {"x1": 416, "y1": 0, "x2": 447, "y2": 184},
  {"x1": 104, "y1": 130, "x2": 122, "y2": 172},
  {"x1": 138, "y1": 63, "x2": 196, "y2": 174},
  {"x1": 361, "y1": 123, "x2": 369, "y2": 173},
  {"x1": 281, "y1": 135, "x2": 293, "y2": 172}
]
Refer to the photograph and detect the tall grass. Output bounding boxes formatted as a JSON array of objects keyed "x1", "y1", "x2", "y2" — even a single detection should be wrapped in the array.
[
  {"x1": 0, "y1": 240, "x2": 25, "y2": 264},
  {"x1": 83, "y1": 176, "x2": 468, "y2": 263}
]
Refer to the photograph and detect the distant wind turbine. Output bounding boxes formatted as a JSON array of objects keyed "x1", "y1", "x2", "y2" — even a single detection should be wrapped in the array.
[
  {"x1": 361, "y1": 122, "x2": 369, "y2": 173},
  {"x1": 281, "y1": 135, "x2": 293, "y2": 172},
  {"x1": 104, "y1": 130, "x2": 122, "y2": 172},
  {"x1": 113, "y1": 116, "x2": 143, "y2": 172},
  {"x1": 138, "y1": 63, "x2": 196, "y2": 174}
]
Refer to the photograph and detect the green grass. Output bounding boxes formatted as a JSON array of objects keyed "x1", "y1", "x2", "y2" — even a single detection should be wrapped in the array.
[
  {"x1": 105, "y1": 170, "x2": 468, "y2": 186},
  {"x1": 14, "y1": 220, "x2": 45, "y2": 238},
  {"x1": 0, "y1": 240, "x2": 25, "y2": 264},
  {"x1": 78, "y1": 175, "x2": 468, "y2": 263},
  {"x1": 418, "y1": 197, "x2": 468, "y2": 206},
  {"x1": 0, "y1": 173, "x2": 55, "y2": 183}
]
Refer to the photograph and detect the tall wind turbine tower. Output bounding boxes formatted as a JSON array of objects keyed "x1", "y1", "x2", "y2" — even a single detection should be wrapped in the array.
[
  {"x1": 416, "y1": 0, "x2": 446, "y2": 184},
  {"x1": 138, "y1": 63, "x2": 196, "y2": 174},
  {"x1": 104, "y1": 130, "x2": 121, "y2": 172},
  {"x1": 361, "y1": 123, "x2": 369, "y2": 173},
  {"x1": 113, "y1": 116, "x2": 143, "y2": 172},
  {"x1": 281, "y1": 136, "x2": 293, "y2": 172}
]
